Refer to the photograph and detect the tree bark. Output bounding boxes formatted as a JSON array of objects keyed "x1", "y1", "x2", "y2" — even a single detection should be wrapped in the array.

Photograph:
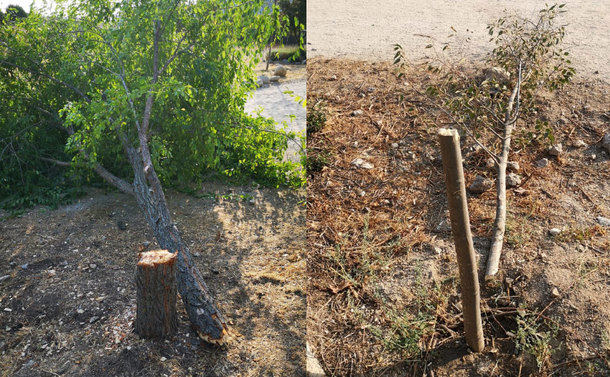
[
  {"x1": 485, "y1": 63, "x2": 522, "y2": 278},
  {"x1": 438, "y1": 128, "x2": 485, "y2": 352},
  {"x1": 124, "y1": 146, "x2": 228, "y2": 344},
  {"x1": 135, "y1": 250, "x2": 178, "y2": 338}
]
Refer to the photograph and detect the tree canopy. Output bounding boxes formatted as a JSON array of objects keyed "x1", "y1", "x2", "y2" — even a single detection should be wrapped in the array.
[{"x1": 0, "y1": 0, "x2": 303, "y2": 213}]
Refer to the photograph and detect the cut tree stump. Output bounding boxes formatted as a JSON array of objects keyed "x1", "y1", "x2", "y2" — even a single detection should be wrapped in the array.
[{"x1": 135, "y1": 250, "x2": 178, "y2": 338}]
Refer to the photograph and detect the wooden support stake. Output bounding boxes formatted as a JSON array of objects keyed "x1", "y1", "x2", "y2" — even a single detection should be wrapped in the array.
[
  {"x1": 437, "y1": 128, "x2": 485, "y2": 352},
  {"x1": 135, "y1": 250, "x2": 178, "y2": 338}
]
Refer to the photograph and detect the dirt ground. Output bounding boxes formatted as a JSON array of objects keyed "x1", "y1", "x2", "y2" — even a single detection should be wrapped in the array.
[
  {"x1": 0, "y1": 183, "x2": 306, "y2": 376},
  {"x1": 306, "y1": 58, "x2": 609, "y2": 376},
  {"x1": 307, "y1": 0, "x2": 610, "y2": 83}
]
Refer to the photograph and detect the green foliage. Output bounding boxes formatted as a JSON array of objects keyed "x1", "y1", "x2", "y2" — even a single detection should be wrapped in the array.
[
  {"x1": 306, "y1": 103, "x2": 326, "y2": 136},
  {"x1": 279, "y1": 0, "x2": 305, "y2": 40},
  {"x1": 394, "y1": 4, "x2": 574, "y2": 146},
  {"x1": 515, "y1": 310, "x2": 559, "y2": 371},
  {"x1": 1, "y1": 4, "x2": 28, "y2": 23},
  {"x1": 0, "y1": 0, "x2": 303, "y2": 212},
  {"x1": 306, "y1": 150, "x2": 331, "y2": 175},
  {"x1": 487, "y1": 4, "x2": 575, "y2": 92}
]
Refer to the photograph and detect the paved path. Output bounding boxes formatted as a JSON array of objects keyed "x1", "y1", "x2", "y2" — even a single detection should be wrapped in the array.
[{"x1": 245, "y1": 78, "x2": 306, "y2": 163}]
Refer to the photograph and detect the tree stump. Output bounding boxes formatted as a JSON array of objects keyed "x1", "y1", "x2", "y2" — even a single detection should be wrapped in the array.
[{"x1": 135, "y1": 250, "x2": 178, "y2": 338}]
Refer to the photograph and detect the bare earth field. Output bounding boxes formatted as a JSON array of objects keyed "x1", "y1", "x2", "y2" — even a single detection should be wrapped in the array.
[
  {"x1": 307, "y1": 58, "x2": 609, "y2": 376},
  {"x1": 0, "y1": 184, "x2": 305, "y2": 376},
  {"x1": 307, "y1": 0, "x2": 610, "y2": 83}
]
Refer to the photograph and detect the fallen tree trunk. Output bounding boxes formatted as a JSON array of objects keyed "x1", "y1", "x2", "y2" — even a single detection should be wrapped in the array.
[
  {"x1": 135, "y1": 250, "x2": 178, "y2": 338},
  {"x1": 126, "y1": 146, "x2": 228, "y2": 344}
]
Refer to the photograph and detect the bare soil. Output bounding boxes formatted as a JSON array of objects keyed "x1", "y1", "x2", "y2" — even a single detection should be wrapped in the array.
[
  {"x1": 306, "y1": 58, "x2": 609, "y2": 376},
  {"x1": 307, "y1": 0, "x2": 610, "y2": 83},
  {"x1": 0, "y1": 183, "x2": 305, "y2": 376}
]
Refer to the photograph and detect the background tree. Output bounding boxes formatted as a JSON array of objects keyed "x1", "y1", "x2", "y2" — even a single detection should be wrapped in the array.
[
  {"x1": 279, "y1": 0, "x2": 305, "y2": 41},
  {"x1": 395, "y1": 4, "x2": 574, "y2": 278},
  {"x1": 0, "y1": 0, "x2": 300, "y2": 343},
  {"x1": 3, "y1": 4, "x2": 28, "y2": 21}
]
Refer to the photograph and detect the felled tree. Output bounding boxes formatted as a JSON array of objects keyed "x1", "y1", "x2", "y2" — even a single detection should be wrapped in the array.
[
  {"x1": 0, "y1": 0, "x2": 296, "y2": 343},
  {"x1": 395, "y1": 4, "x2": 574, "y2": 278}
]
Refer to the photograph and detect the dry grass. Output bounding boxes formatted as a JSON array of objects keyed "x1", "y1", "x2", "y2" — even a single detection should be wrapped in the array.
[{"x1": 306, "y1": 58, "x2": 610, "y2": 376}]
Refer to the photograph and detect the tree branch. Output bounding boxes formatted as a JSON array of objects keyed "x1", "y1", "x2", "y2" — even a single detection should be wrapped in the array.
[{"x1": 0, "y1": 59, "x2": 90, "y2": 102}]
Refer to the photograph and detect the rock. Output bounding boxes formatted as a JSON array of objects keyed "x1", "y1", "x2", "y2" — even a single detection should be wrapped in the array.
[
  {"x1": 391, "y1": 143, "x2": 399, "y2": 148},
  {"x1": 274, "y1": 65, "x2": 287, "y2": 77},
  {"x1": 351, "y1": 110, "x2": 363, "y2": 116},
  {"x1": 551, "y1": 287, "x2": 560, "y2": 298},
  {"x1": 89, "y1": 263, "x2": 97, "y2": 269},
  {"x1": 507, "y1": 161, "x2": 520, "y2": 172},
  {"x1": 3, "y1": 308, "x2": 12, "y2": 312},
  {"x1": 482, "y1": 67, "x2": 510, "y2": 83},
  {"x1": 257, "y1": 75, "x2": 270, "y2": 86},
  {"x1": 603, "y1": 132, "x2": 610, "y2": 153},
  {"x1": 328, "y1": 75, "x2": 337, "y2": 81},
  {"x1": 506, "y1": 173, "x2": 521, "y2": 187},
  {"x1": 306, "y1": 342, "x2": 326, "y2": 377},
  {"x1": 269, "y1": 75, "x2": 281, "y2": 82},
  {"x1": 548, "y1": 228, "x2": 561, "y2": 236},
  {"x1": 572, "y1": 139, "x2": 587, "y2": 148},
  {"x1": 485, "y1": 157, "x2": 496, "y2": 169},
  {"x1": 596, "y1": 216, "x2": 610, "y2": 227},
  {"x1": 535, "y1": 158, "x2": 550, "y2": 168},
  {"x1": 351, "y1": 158, "x2": 374, "y2": 169},
  {"x1": 436, "y1": 219, "x2": 451, "y2": 232},
  {"x1": 468, "y1": 175, "x2": 493, "y2": 193},
  {"x1": 548, "y1": 143, "x2": 563, "y2": 156},
  {"x1": 0, "y1": 275, "x2": 10, "y2": 282}
]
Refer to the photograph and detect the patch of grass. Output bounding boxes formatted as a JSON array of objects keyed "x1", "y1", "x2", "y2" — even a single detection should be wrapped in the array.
[
  {"x1": 306, "y1": 150, "x2": 332, "y2": 174},
  {"x1": 514, "y1": 310, "x2": 560, "y2": 372},
  {"x1": 505, "y1": 212, "x2": 535, "y2": 248},
  {"x1": 370, "y1": 264, "x2": 449, "y2": 360},
  {"x1": 306, "y1": 103, "x2": 326, "y2": 136},
  {"x1": 267, "y1": 44, "x2": 305, "y2": 62},
  {"x1": 326, "y1": 216, "x2": 393, "y2": 289},
  {"x1": 557, "y1": 225, "x2": 606, "y2": 243},
  {"x1": 371, "y1": 310, "x2": 433, "y2": 359}
]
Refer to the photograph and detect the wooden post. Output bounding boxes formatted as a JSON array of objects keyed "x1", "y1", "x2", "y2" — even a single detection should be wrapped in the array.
[
  {"x1": 135, "y1": 250, "x2": 178, "y2": 338},
  {"x1": 437, "y1": 128, "x2": 485, "y2": 352}
]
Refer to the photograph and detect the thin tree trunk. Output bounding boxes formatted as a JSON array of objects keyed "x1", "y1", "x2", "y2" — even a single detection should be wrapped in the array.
[
  {"x1": 485, "y1": 63, "x2": 522, "y2": 278},
  {"x1": 438, "y1": 128, "x2": 485, "y2": 352}
]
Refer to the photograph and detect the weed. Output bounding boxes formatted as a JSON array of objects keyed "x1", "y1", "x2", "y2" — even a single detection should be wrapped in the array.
[
  {"x1": 306, "y1": 150, "x2": 332, "y2": 174},
  {"x1": 515, "y1": 310, "x2": 559, "y2": 371},
  {"x1": 557, "y1": 225, "x2": 605, "y2": 243},
  {"x1": 307, "y1": 104, "x2": 327, "y2": 136}
]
